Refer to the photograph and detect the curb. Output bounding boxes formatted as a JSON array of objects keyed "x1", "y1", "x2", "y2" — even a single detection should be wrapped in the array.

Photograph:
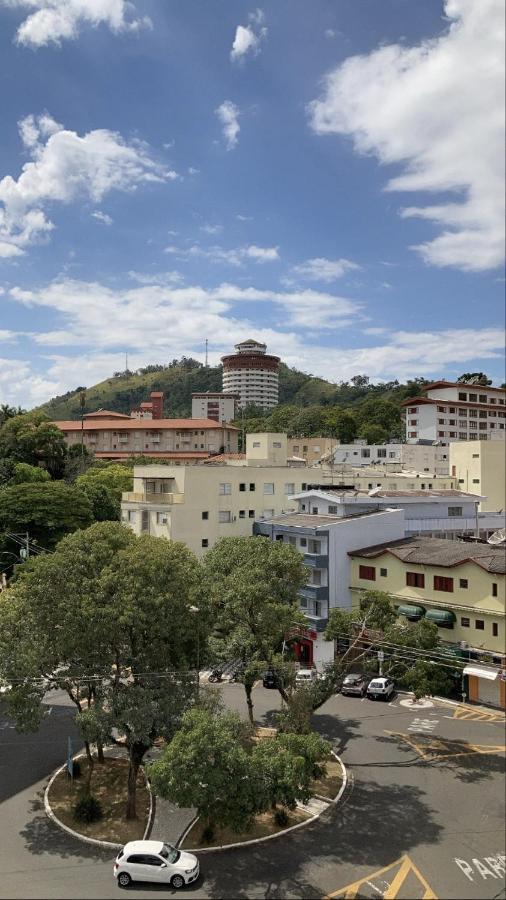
[
  {"x1": 177, "y1": 750, "x2": 347, "y2": 853},
  {"x1": 44, "y1": 753, "x2": 154, "y2": 852}
]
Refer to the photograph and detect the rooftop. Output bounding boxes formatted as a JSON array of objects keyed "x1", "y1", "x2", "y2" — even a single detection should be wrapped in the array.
[
  {"x1": 300, "y1": 487, "x2": 483, "y2": 501},
  {"x1": 54, "y1": 418, "x2": 238, "y2": 432},
  {"x1": 260, "y1": 510, "x2": 393, "y2": 529},
  {"x1": 349, "y1": 536, "x2": 506, "y2": 574}
]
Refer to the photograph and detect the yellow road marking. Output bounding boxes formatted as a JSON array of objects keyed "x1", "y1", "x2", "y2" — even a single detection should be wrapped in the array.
[
  {"x1": 453, "y1": 705, "x2": 506, "y2": 723},
  {"x1": 324, "y1": 854, "x2": 438, "y2": 899},
  {"x1": 386, "y1": 731, "x2": 506, "y2": 761}
]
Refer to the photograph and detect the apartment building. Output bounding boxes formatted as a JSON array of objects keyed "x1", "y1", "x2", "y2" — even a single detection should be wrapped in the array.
[
  {"x1": 191, "y1": 392, "x2": 238, "y2": 424},
  {"x1": 318, "y1": 468, "x2": 457, "y2": 493},
  {"x1": 349, "y1": 537, "x2": 505, "y2": 708},
  {"x1": 221, "y1": 339, "x2": 280, "y2": 409},
  {"x1": 121, "y1": 433, "x2": 311, "y2": 556},
  {"x1": 288, "y1": 486, "x2": 505, "y2": 540},
  {"x1": 450, "y1": 440, "x2": 506, "y2": 512},
  {"x1": 400, "y1": 441, "x2": 450, "y2": 477},
  {"x1": 287, "y1": 437, "x2": 336, "y2": 465},
  {"x1": 329, "y1": 441, "x2": 402, "y2": 466},
  {"x1": 254, "y1": 508, "x2": 406, "y2": 669},
  {"x1": 54, "y1": 413, "x2": 238, "y2": 460},
  {"x1": 401, "y1": 381, "x2": 506, "y2": 443}
]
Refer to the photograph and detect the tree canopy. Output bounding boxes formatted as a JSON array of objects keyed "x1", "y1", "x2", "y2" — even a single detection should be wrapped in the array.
[
  {"x1": 0, "y1": 411, "x2": 67, "y2": 477},
  {"x1": 0, "y1": 481, "x2": 93, "y2": 550}
]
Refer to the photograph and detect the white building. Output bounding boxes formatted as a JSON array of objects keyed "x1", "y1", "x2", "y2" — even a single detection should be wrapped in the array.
[
  {"x1": 221, "y1": 339, "x2": 280, "y2": 409},
  {"x1": 330, "y1": 441, "x2": 402, "y2": 466},
  {"x1": 191, "y1": 392, "x2": 238, "y2": 424},
  {"x1": 400, "y1": 441, "x2": 450, "y2": 477},
  {"x1": 401, "y1": 381, "x2": 506, "y2": 443}
]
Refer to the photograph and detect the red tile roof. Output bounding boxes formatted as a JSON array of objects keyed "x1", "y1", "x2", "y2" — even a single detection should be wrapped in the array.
[
  {"x1": 83, "y1": 409, "x2": 131, "y2": 419},
  {"x1": 54, "y1": 418, "x2": 238, "y2": 432},
  {"x1": 94, "y1": 451, "x2": 210, "y2": 459}
]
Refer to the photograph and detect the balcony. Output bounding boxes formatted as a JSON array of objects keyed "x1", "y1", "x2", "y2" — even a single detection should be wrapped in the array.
[
  {"x1": 303, "y1": 553, "x2": 328, "y2": 568},
  {"x1": 122, "y1": 491, "x2": 185, "y2": 504},
  {"x1": 299, "y1": 584, "x2": 328, "y2": 602}
]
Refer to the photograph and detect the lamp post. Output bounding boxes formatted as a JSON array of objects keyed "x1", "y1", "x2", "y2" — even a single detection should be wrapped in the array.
[{"x1": 189, "y1": 605, "x2": 200, "y2": 698}]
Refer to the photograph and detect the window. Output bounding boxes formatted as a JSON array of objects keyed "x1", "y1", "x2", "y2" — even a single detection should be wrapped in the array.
[
  {"x1": 263, "y1": 483, "x2": 274, "y2": 495},
  {"x1": 475, "y1": 619, "x2": 484, "y2": 630},
  {"x1": 219, "y1": 483, "x2": 231, "y2": 495},
  {"x1": 126, "y1": 510, "x2": 136, "y2": 523},
  {"x1": 312, "y1": 507, "x2": 319, "y2": 515},
  {"x1": 434, "y1": 575, "x2": 454, "y2": 592},
  {"x1": 311, "y1": 569, "x2": 322, "y2": 585},
  {"x1": 479, "y1": 411, "x2": 487, "y2": 419},
  {"x1": 492, "y1": 623, "x2": 498, "y2": 637},
  {"x1": 409, "y1": 432, "x2": 417, "y2": 438},
  {"x1": 449, "y1": 407, "x2": 456, "y2": 413},
  {"x1": 472, "y1": 478, "x2": 480, "y2": 484},
  {"x1": 248, "y1": 510, "x2": 255, "y2": 518},
  {"x1": 239, "y1": 483, "x2": 246, "y2": 491},
  {"x1": 219, "y1": 511, "x2": 231, "y2": 523},
  {"x1": 492, "y1": 583, "x2": 498, "y2": 597},
  {"x1": 300, "y1": 537, "x2": 307, "y2": 547},
  {"x1": 141, "y1": 510, "x2": 149, "y2": 533},
  {"x1": 461, "y1": 617, "x2": 470, "y2": 627},
  {"x1": 273, "y1": 441, "x2": 282, "y2": 448},
  {"x1": 301, "y1": 483, "x2": 307, "y2": 491},
  {"x1": 458, "y1": 392, "x2": 467, "y2": 400},
  {"x1": 459, "y1": 579, "x2": 468, "y2": 589},
  {"x1": 437, "y1": 406, "x2": 446, "y2": 412},
  {"x1": 469, "y1": 393, "x2": 477, "y2": 402},
  {"x1": 328, "y1": 505, "x2": 338, "y2": 514},
  {"x1": 377, "y1": 448, "x2": 387, "y2": 458},
  {"x1": 156, "y1": 512, "x2": 168, "y2": 525},
  {"x1": 479, "y1": 394, "x2": 487, "y2": 403},
  {"x1": 469, "y1": 409, "x2": 477, "y2": 417},
  {"x1": 201, "y1": 539, "x2": 208, "y2": 548},
  {"x1": 239, "y1": 510, "x2": 245, "y2": 518},
  {"x1": 249, "y1": 483, "x2": 255, "y2": 491},
  {"x1": 288, "y1": 536, "x2": 296, "y2": 546},
  {"x1": 252, "y1": 441, "x2": 260, "y2": 447},
  {"x1": 380, "y1": 568, "x2": 387, "y2": 577},
  {"x1": 359, "y1": 565, "x2": 376, "y2": 581},
  {"x1": 308, "y1": 540, "x2": 321, "y2": 554},
  {"x1": 448, "y1": 507, "x2": 463, "y2": 517},
  {"x1": 406, "y1": 572, "x2": 425, "y2": 588},
  {"x1": 202, "y1": 511, "x2": 209, "y2": 520},
  {"x1": 361, "y1": 449, "x2": 371, "y2": 458},
  {"x1": 458, "y1": 408, "x2": 467, "y2": 416},
  {"x1": 459, "y1": 433, "x2": 467, "y2": 440},
  {"x1": 408, "y1": 407, "x2": 418, "y2": 413},
  {"x1": 284, "y1": 483, "x2": 295, "y2": 494}
]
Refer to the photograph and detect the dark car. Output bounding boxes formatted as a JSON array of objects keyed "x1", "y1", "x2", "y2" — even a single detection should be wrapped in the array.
[
  {"x1": 341, "y1": 673, "x2": 368, "y2": 697},
  {"x1": 262, "y1": 669, "x2": 279, "y2": 689}
]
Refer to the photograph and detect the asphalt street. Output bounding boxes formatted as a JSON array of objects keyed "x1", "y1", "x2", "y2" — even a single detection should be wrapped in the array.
[{"x1": 0, "y1": 685, "x2": 505, "y2": 900}]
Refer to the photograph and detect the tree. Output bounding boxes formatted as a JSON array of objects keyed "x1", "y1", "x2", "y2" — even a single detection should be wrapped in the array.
[
  {"x1": 0, "y1": 481, "x2": 93, "y2": 549},
  {"x1": 333, "y1": 410, "x2": 358, "y2": 443},
  {"x1": 202, "y1": 537, "x2": 307, "y2": 721},
  {"x1": 77, "y1": 480, "x2": 119, "y2": 522},
  {"x1": 76, "y1": 464, "x2": 133, "y2": 521},
  {"x1": 0, "y1": 412, "x2": 67, "y2": 477},
  {"x1": 356, "y1": 398, "x2": 401, "y2": 436},
  {"x1": 457, "y1": 373, "x2": 492, "y2": 386},
  {"x1": 0, "y1": 404, "x2": 25, "y2": 426},
  {"x1": 358, "y1": 423, "x2": 389, "y2": 445},
  {"x1": 0, "y1": 523, "x2": 204, "y2": 819},
  {"x1": 10, "y1": 463, "x2": 51, "y2": 485},
  {"x1": 400, "y1": 659, "x2": 458, "y2": 700}
]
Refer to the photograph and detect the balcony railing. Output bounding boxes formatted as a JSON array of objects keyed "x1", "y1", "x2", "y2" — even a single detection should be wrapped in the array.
[
  {"x1": 122, "y1": 491, "x2": 184, "y2": 504},
  {"x1": 303, "y1": 553, "x2": 328, "y2": 568},
  {"x1": 299, "y1": 584, "x2": 328, "y2": 602}
]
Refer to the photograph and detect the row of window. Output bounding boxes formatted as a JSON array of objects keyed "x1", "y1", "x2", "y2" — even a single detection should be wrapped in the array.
[
  {"x1": 219, "y1": 482, "x2": 300, "y2": 495},
  {"x1": 358, "y1": 565, "x2": 499, "y2": 596},
  {"x1": 461, "y1": 617, "x2": 499, "y2": 635}
]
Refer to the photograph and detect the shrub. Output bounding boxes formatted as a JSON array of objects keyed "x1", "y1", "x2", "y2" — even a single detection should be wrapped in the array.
[
  {"x1": 274, "y1": 808, "x2": 289, "y2": 827},
  {"x1": 73, "y1": 794, "x2": 103, "y2": 823}
]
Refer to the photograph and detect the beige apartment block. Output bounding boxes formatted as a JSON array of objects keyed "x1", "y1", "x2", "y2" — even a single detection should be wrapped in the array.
[
  {"x1": 450, "y1": 440, "x2": 506, "y2": 512},
  {"x1": 316, "y1": 467, "x2": 458, "y2": 492},
  {"x1": 287, "y1": 437, "x2": 336, "y2": 465}
]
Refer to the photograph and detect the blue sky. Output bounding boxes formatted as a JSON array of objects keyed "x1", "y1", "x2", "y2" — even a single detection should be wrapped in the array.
[{"x1": 0, "y1": 0, "x2": 504, "y2": 408}]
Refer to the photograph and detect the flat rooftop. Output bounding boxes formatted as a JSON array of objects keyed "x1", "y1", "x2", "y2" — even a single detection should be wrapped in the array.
[{"x1": 261, "y1": 510, "x2": 394, "y2": 529}]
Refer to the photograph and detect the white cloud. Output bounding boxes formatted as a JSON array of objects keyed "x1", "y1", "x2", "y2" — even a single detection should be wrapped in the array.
[
  {"x1": 164, "y1": 243, "x2": 279, "y2": 266},
  {"x1": 309, "y1": 0, "x2": 505, "y2": 272},
  {"x1": 0, "y1": 357, "x2": 60, "y2": 407},
  {"x1": 0, "y1": 113, "x2": 171, "y2": 256},
  {"x1": 215, "y1": 101, "x2": 240, "y2": 150},
  {"x1": 2, "y1": 0, "x2": 152, "y2": 48},
  {"x1": 127, "y1": 270, "x2": 184, "y2": 286},
  {"x1": 91, "y1": 210, "x2": 113, "y2": 226},
  {"x1": 200, "y1": 223, "x2": 222, "y2": 235},
  {"x1": 292, "y1": 257, "x2": 360, "y2": 283},
  {"x1": 230, "y1": 9, "x2": 267, "y2": 62}
]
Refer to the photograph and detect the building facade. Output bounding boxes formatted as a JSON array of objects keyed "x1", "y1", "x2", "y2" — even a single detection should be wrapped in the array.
[
  {"x1": 400, "y1": 441, "x2": 450, "y2": 477},
  {"x1": 401, "y1": 381, "x2": 506, "y2": 443},
  {"x1": 287, "y1": 437, "x2": 336, "y2": 465},
  {"x1": 450, "y1": 440, "x2": 506, "y2": 513},
  {"x1": 349, "y1": 537, "x2": 506, "y2": 708},
  {"x1": 330, "y1": 441, "x2": 402, "y2": 466},
  {"x1": 191, "y1": 392, "x2": 238, "y2": 423},
  {"x1": 317, "y1": 469, "x2": 458, "y2": 492},
  {"x1": 221, "y1": 339, "x2": 280, "y2": 409}
]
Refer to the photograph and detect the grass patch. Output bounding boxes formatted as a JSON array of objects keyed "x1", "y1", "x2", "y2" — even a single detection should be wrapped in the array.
[
  {"x1": 311, "y1": 758, "x2": 343, "y2": 800},
  {"x1": 181, "y1": 806, "x2": 311, "y2": 849},
  {"x1": 48, "y1": 758, "x2": 150, "y2": 844}
]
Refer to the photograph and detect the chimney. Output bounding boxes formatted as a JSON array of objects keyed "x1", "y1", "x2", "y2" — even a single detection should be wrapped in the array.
[{"x1": 150, "y1": 391, "x2": 164, "y2": 419}]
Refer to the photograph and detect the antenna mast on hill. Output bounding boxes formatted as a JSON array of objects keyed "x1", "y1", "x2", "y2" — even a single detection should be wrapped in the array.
[
  {"x1": 125, "y1": 351, "x2": 129, "y2": 373},
  {"x1": 205, "y1": 338, "x2": 208, "y2": 367}
]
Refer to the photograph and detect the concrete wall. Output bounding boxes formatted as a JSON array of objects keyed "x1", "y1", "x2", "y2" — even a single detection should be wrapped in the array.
[{"x1": 450, "y1": 440, "x2": 506, "y2": 512}]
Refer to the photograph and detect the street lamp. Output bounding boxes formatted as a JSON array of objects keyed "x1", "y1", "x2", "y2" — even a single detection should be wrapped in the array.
[{"x1": 189, "y1": 606, "x2": 200, "y2": 697}]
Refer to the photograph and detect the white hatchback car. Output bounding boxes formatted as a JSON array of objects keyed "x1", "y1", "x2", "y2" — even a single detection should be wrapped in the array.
[
  {"x1": 366, "y1": 676, "x2": 395, "y2": 700},
  {"x1": 114, "y1": 840, "x2": 199, "y2": 889},
  {"x1": 295, "y1": 668, "x2": 318, "y2": 687}
]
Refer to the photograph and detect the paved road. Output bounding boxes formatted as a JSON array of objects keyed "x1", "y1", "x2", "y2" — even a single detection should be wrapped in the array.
[{"x1": 1, "y1": 686, "x2": 505, "y2": 900}]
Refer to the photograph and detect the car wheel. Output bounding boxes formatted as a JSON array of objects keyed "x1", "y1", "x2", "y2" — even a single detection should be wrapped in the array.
[
  {"x1": 171, "y1": 874, "x2": 185, "y2": 889},
  {"x1": 118, "y1": 872, "x2": 131, "y2": 888}
]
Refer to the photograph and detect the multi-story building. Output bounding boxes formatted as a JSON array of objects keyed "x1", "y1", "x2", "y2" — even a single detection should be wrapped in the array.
[
  {"x1": 288, "y1": 486, "x2": 505, "y2": 540},
  {"x1": 54, "y1": 414, "x2": 238, "y2": 461},
  {"x1": 348, "y1": 536, "x2": 505, "y2": 708},
  {"x1": 317, "y1": 469, "x2": 458, "y2": 493},
  {"x1": 221, "y1": 339, "x2": 280, "y2": 409},
  {"x1": 254, "y1": 508, "x2": 406, "y2": 669},
  {"x1": 191, "y1": 392, "x2": 239, "y2": 424},
  {"x1": 400, "y1": 441, "x2": 450, "y2": 476},
  {"x1": 450, "y1": 440, "x2": 506, "y2": 512},
  {"x1": 401, "y1": 381, "x2": 506, "y2": 443},
  {"x1": 329, "y1": 441, "x2": 402, "y2": 466},
  {"x1": 287, "y1": 438, "x2": 336, "y2": 465},
  {"x1": 131, "y1": 391, "x2": 164, "y2": 419},
  {"x1": 121, "y1": 434, "x2": 310, "y2": 556}
]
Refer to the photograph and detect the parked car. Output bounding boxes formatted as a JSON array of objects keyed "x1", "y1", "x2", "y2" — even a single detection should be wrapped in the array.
[
  {"x1": 366, "y1": 676, "x2": 395, "y2": 700},
  {"x1": 114, "y1": 840, "x2": 199, "y2": 889},
  {"x1": 262, "y1": 669, "x2": 279, "y2": 689},
  {"x1": 341, "y1": 673, "x2": 369, "y2": 697},
  {"x1": 295, "y1": 668, "x2": 318, "y2": 688}
]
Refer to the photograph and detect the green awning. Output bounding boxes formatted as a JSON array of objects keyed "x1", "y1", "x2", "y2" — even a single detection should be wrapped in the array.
[
  {"x1": 425, "y1": 608, "x2": 456, "y2": 625},
  {"x1": 397, "y1": 604, "x2": 425, "y2": 620}
]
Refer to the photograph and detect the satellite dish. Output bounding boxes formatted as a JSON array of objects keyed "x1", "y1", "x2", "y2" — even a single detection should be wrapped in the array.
[{"x1": 487, "y1": 528, "x2": 506, "y2": 545}]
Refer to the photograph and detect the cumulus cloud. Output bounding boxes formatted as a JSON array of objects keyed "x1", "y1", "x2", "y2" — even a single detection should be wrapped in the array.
[
  {"x1": 164, "y1": 243, "x2": 279, "y2": 266},
  {"x1": 2, "y1": 0, "x2": 152, "y2": 48},
  {"x1": 91, "y1": 210, "x2": 113, "y2": 225},
  {"x1": 292, "y1": 257, "x2": 360, "y2": 283},
  {"x1": 215, "y1": 101, "x2": 240, "y2": 150},
  {"x1": 0, "y1": 113, "x2": 171, "y2": 256},
  {"x1": 309, "y1": 0, "x2": 505, "y2": 272},
  {"x1": 230, "y1": 9, "x2": 267, "y2": 62}
]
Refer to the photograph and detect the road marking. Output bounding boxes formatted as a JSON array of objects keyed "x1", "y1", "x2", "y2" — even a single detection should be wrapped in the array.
[
  {"x1": 407, "y1": 718, "x2": 439, "y2": 734},
  {"x1": 453, "y1": 705, "x2": 506, "y2": 723},
  {"x1": 386, "y1": 731, "x2": 506, "y2": 762},
  {"x1": 399, "y1": 698, "x2": 434, "y2": 709},
  {"x1": 324, "y1": 854, "x2": 438, "y2": 899},
  {"x1": 455, "y1": 854, "x2": 506, "y2": 882}
]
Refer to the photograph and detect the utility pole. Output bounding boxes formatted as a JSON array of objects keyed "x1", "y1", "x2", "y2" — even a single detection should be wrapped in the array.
[
  {"x1": 79, "y1": 390, "x2": 86, "y2": 457},
  {"x1": 205, "y1": 338, "x2": 208, "y2": 367}
]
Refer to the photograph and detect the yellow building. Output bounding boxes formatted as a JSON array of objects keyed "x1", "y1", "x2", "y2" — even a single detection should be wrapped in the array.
[
  {"x1": 450, "y1": 440, "x2": 506, "y2": 512},
  {"x1": 349, "y1": 536, "x2": 506, "y2": 708},
  {"x1": 287, "y1": 437, "x2": 336, "y2": 465}
]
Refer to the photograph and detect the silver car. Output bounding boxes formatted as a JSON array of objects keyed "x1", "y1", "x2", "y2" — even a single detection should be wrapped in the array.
[{"x1": 114, "y1": 840, "x2": 199, "y2": 889}]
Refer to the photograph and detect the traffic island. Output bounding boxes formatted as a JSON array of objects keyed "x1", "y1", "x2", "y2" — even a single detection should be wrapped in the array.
[{"x1": 45, "y1": 757, "x2": 152, "y2": 848}]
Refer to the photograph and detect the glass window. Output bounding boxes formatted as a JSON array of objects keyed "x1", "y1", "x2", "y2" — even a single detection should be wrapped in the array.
[
  {"x1": 359, "y1": 565, "x2": 376, "y2": 581},
  {"x1": 263, "y1": 483, "x2": 274, "y2": 494},
  {"x1": 239, "y1": 483, "x2": 246, "y2": 491},
  {"x1": 479, "y1": 395, "x2": 487, "y2": 403},
  {"x1": 328, "y1": 505, "x2": 338, "y2": 514},
  {"x1": 492, "y1": 623, "x2": 498, "y2": 636},
  {"x1": 492, "y1": 583, "x2": 498, "y2": 597},
  {"x1": 311, "y1": 569, "x2": 322, "y2": 585},
  {"x1": 461, "y1": 617, "x2": 470, "y2": 627},
  {"x1": 458, "y1": 392, "x2": 467, "y2": 400},
  {"x1": 406, "y1": 572, "x2": 425, "y2": 588},
  {"x1": 459, "y1": 579, "x2": 468, "y2": 589},
  {"x1": 249, "y1": 483, "x2": 255, "y2": 491},
  {"x1": 156, "y1": 512, "x2": 168, "y2": 525},
  {"x1": 284, "y1": 483, "x2": 295, "y2": 494},
  {"x1": 273, "y1": 441, "x2": 282, "y2": 448},
  {"x1": 248, "y1": 510, "x2": 255, "y2": 518},
  {"x1": 219, "y1": 483, "x2": 232, "y2": 495},
  {"x1": 252, "y1": 441, "x2": 260, "y2": 447},
  {"x1": 300, "y1": 537, "x2": 307, "y2": 547},
  {"x1": 219, "y1": 511, "x2": 231, "y2": 523},
  {"x1": 202, "y1": 511, "x2": 209, "y2": 520},
  {"x1": 201, "y1": 539, "x2": 208, "y2": 548},
  {"x1": 239, "y1": 510, "x2": 245, "y2": 518},
  {"x1": 448, "y1": 507, "x2": 463, "y2": 517},
  {"x1": 434, "y1": 575, "x2": 453, "y2": 592},
  {"x1": 475, "y1": 619, "x2": 484, "y2": 630},
  {"x1": 380, "y1": 568, "x2": 387, "y2": 577},
  {"x1": 469, "y1": 393, "x2": 477, "y2": 402}
]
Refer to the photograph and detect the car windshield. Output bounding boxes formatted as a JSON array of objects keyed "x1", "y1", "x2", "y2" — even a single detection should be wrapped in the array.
[
  {"x1": 345, "y1": 675, "x2": 359, "y2": 683},
  {"x1": 160, "y1": 844, "x2": 180, "y2": 864}
]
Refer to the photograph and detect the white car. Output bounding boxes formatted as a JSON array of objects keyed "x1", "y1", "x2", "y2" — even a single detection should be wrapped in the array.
[
  {"x1": 366, "y1": 676, "x2": 395, "y2": 700},
  {"x1": 114, "y1": 840, "x2": 199, "y2": 889},
  {"x1": 295, "y1": 668, "x2": 318, "y2": 687}
]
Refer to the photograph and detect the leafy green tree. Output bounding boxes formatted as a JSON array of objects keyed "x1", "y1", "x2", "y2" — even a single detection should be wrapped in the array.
[
  {"x1": 0, "y1": 523, "x2": 204, "y2": 819},
  {"x1": 76, "y1": 464, "x2": 133, "y2": 521},
  {"x1": 10, "y1": 463, "x2": 51, "y2": 485},
  {"x1": 0, "y1": 458, "x2": 15, "y2": 486},
  {"x1": 358, "y1": 423, "x2": 389, "y2": 445},
  {"x1": 203, "y1": 537, "x2": 307, "y2": 721},
  {"x1": 0, "y1": 404, "x2": 25, "y2": 426},
  {"x1": 149, "y1": 706, "x2": 262, "y2": 836},
  {"x1": 356, "y1": 398, "x2": 401, "y2": 436},
  {"x1": 457, "y1": 373, "x2": 492, "y2": 385},
  {"x1": 333, "y1": 410, "x2": 358, "y2": 442},
  {"x1": 399, "y1": 659, "x2": 458, "y2": 700},
  {"x1": 0, "y1": 482, "x2": 93, "y2": 549},
  {"x1": 0, "y1": 412, "x2": 67, "y2": 477}
]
